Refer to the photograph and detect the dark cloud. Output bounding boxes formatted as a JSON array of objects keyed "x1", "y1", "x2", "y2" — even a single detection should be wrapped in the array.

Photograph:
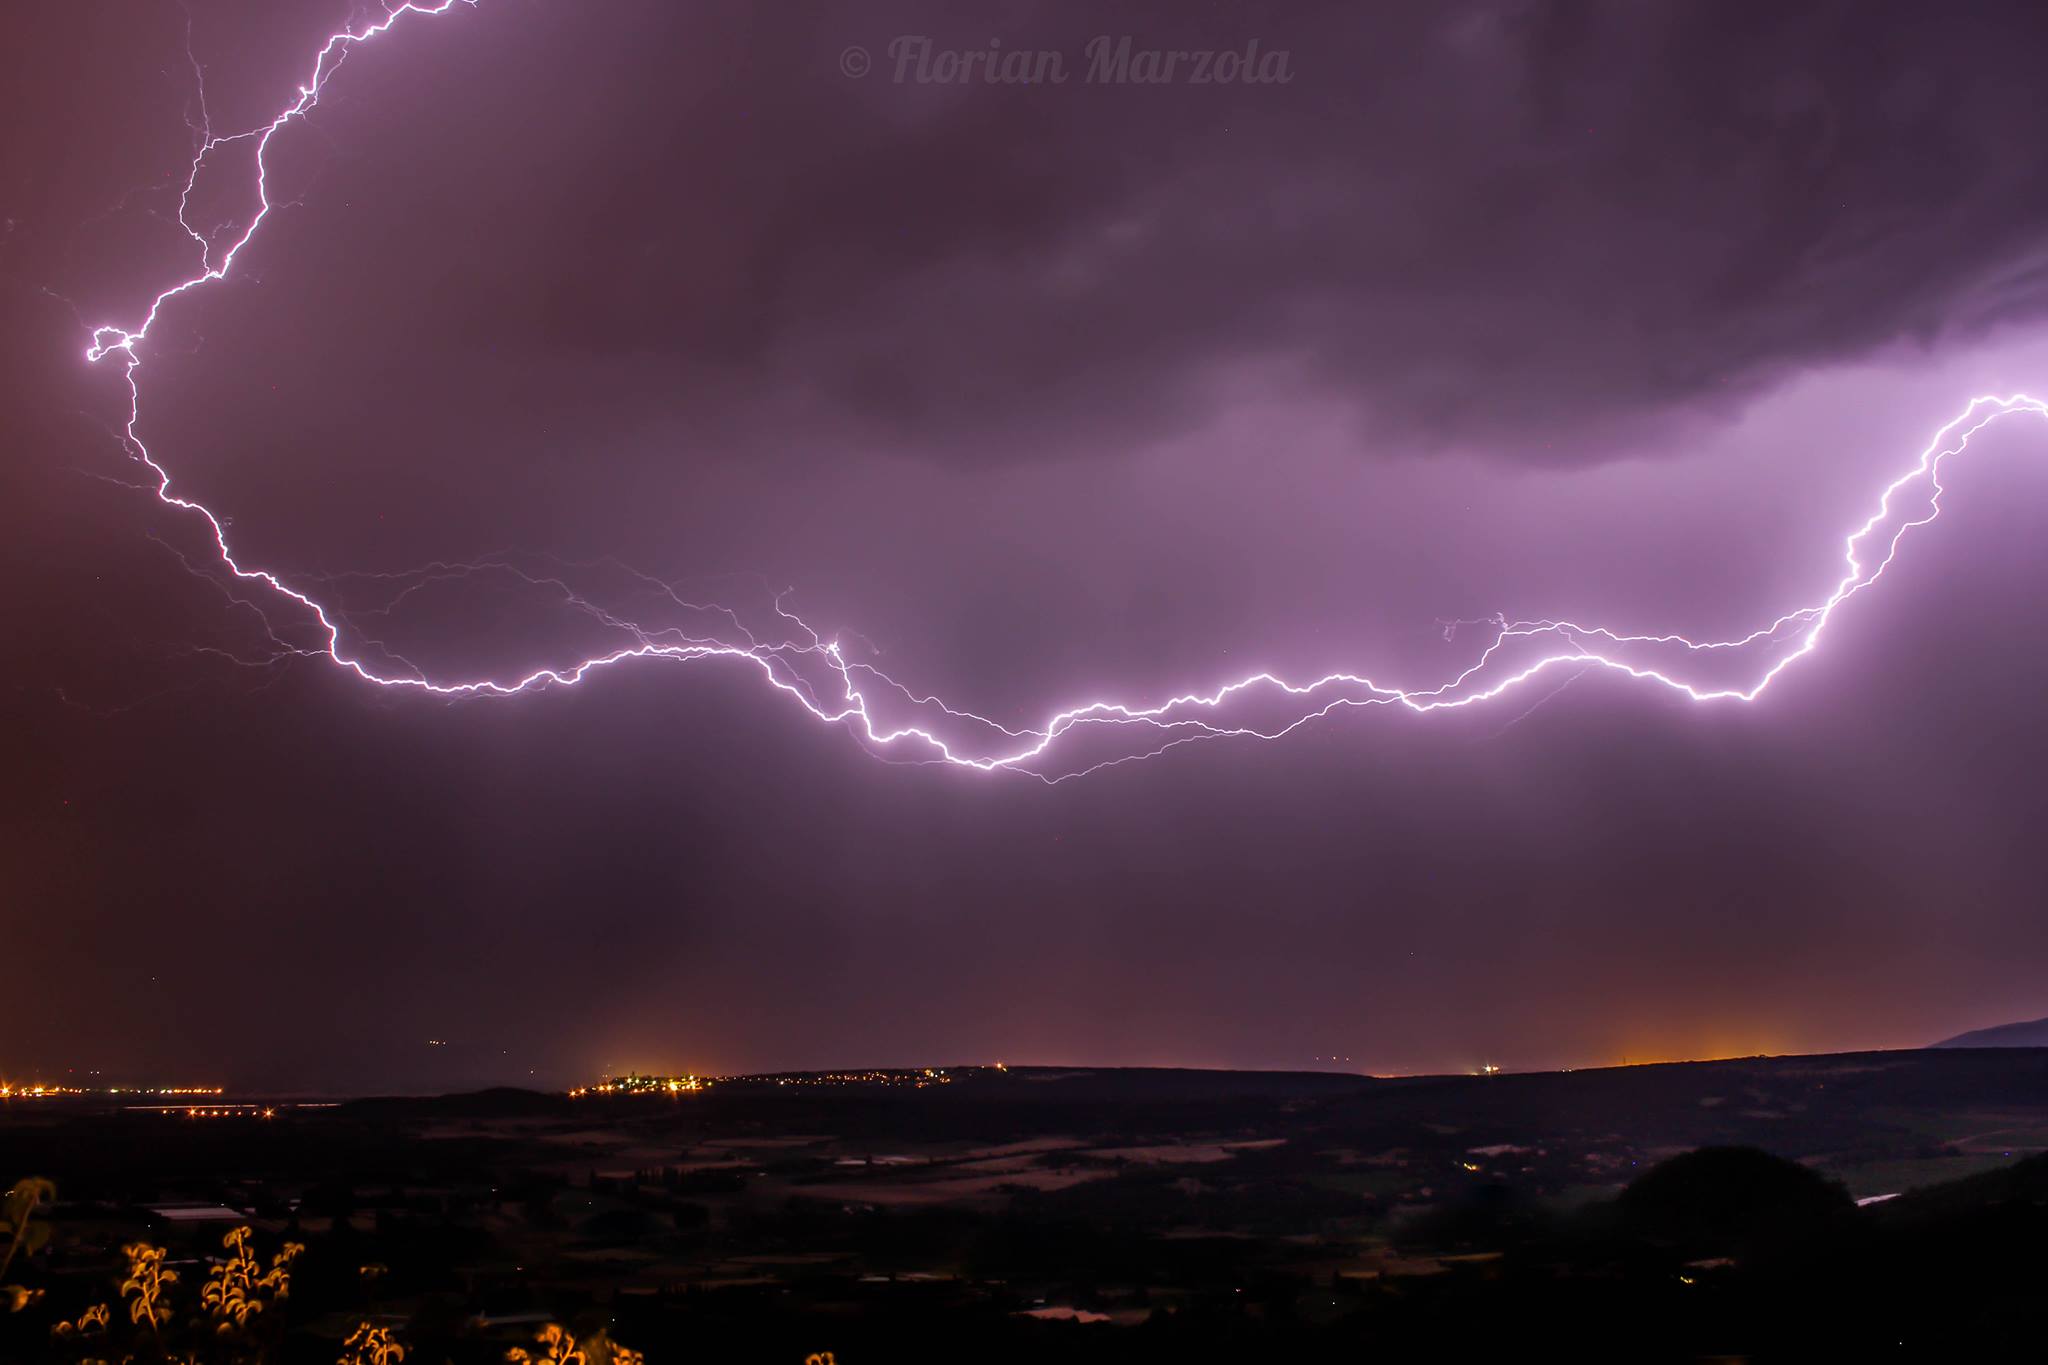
[
  {"x1": 193, "y1": 0, "x2": 2048, "y2": 467},
  {"x1": 29, "y1": 1, "x2": 2048, "y2": 472}
]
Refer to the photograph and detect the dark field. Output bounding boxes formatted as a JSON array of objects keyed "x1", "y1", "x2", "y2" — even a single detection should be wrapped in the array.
[{"x1": 5, "y1": 1049, "x2": 2048, "y2": 1362}]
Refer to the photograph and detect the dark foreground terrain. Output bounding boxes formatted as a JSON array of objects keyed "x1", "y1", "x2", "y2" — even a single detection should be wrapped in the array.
[{"x1": 3, "y1": 1048, "x2": 2047, "y2": 1363}]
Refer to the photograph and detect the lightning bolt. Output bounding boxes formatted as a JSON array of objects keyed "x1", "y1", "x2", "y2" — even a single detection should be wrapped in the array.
[{"x1": 75, "y1": 0, "x2": 2048, "y2": 782}]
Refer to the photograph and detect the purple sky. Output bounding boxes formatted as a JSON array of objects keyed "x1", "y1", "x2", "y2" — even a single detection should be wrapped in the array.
[{"x1": 7, "y1": 1, "x2": 2048, "y2": 1091}]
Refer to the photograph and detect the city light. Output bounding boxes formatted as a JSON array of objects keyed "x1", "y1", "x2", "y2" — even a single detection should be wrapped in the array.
[
  {"x1": 0, "y1": 1083, "x2": 225, "y2": 1100},
  {"x1": 568, "y1": 1067, "x2": 968, "y2": 1097}
]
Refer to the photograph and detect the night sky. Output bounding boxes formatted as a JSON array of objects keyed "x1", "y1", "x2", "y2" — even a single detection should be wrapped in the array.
[{"x1": 7, "y1": 1, "x2": 2048, "y2": 1093}]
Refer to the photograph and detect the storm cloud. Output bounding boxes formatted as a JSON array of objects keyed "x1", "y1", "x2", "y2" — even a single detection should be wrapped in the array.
[{"x1": 237, "y1": 0, "x2": 2048, "y2": 467}]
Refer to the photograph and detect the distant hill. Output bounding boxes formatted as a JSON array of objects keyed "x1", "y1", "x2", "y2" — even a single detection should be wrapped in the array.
[
  {"x1": 336, "y1": 1086, "x2": 573, "y2": 1118},
  {"x1": 1930, "y1": 1016, "x2": 2048, "y2": 1049}
]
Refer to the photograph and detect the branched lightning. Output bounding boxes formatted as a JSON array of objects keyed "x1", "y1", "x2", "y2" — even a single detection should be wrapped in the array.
[{"x1": 77, "y1": 0, "x2": 2048, "y2": 782}]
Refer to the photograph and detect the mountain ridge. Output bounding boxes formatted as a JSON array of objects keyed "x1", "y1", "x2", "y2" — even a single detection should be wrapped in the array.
[{"x1": 1930, "y1": 1016, "x2": 2048, "y2": 1049}]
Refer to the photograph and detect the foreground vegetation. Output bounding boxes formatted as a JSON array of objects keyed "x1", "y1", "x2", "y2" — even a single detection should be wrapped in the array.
[
  {"x1": 4, "y1": 1144, "x2": 2047, "y2": 1361},
  {"x1": 4, "y1": 1180, "x2": 665, "y2": 1365}
]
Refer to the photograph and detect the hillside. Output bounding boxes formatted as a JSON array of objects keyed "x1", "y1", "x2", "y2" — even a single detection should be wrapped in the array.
[{"x1": 1931, "y1": 1017, "x2": 2048, "y2": 1049}]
